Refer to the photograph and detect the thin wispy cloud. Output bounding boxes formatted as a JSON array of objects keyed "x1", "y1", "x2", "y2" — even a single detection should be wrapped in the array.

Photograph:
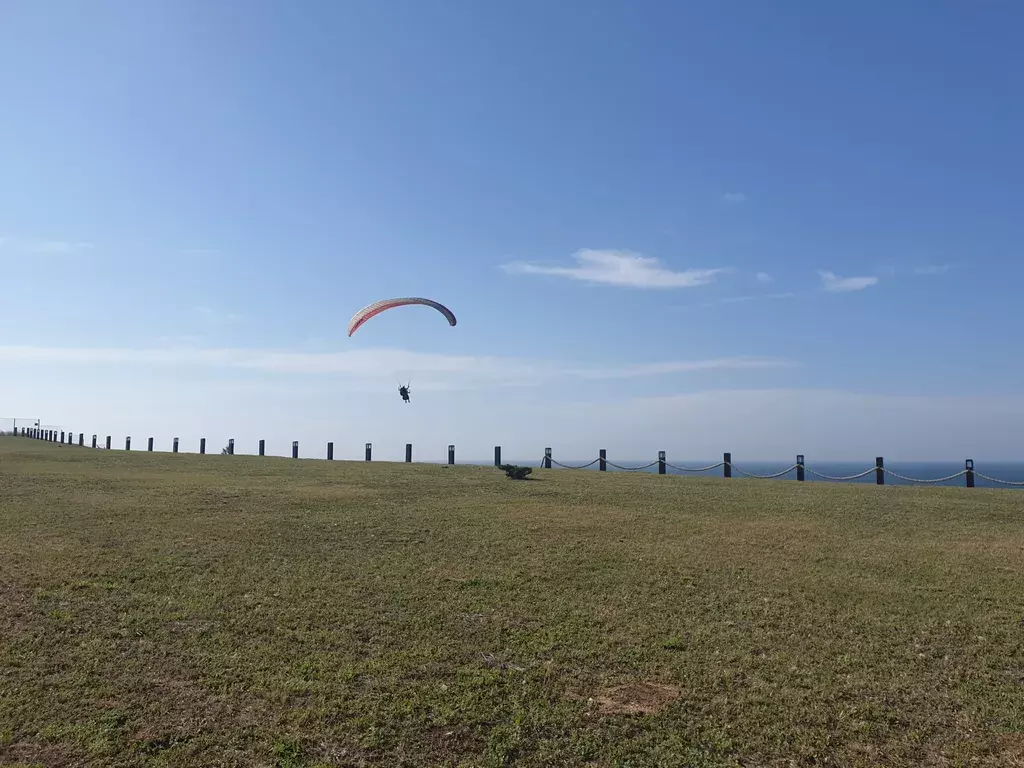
[
  {"x1": 193, "y1": 306, "x2": 241, "y2": 323},
  {"x1": 756, "y1": 272, "x2": 772, "y2": 283},
  {"x1": 178, "y1": 248, "x2": 222, "y2": 258},
  {"x1": 0, "y1": 236, "x2": 94, "y2": 255},
  {"x1": 687, "y1": 292, "x2": 795, "y2": 308},
  {"x1": 721, "y1": 192, "x2": 748, "y2": 205},
  {"x1": 501, "y1": 249, "x2": 729, "y2": 289},
  {"x1": 913, "y1": 264, "x2": 951, "y2": 276},
  {"x1": 0, "y1": 344, "x2": 793, "y2": 387},
  {"x1": 818, "y1": 270, "x2": 878, "y2": 293},
  {"x1": 566, "y1": 356, "x2": 792, "y2": 379}
]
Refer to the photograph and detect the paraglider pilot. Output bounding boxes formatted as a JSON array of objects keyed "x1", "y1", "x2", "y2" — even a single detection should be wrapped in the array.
[{"x1": 398, "y1": 383, "x2": 411, "y2": 403}]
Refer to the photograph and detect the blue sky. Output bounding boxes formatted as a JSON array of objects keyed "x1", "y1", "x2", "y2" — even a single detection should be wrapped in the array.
[{"x1": 2, "y1": 0, "x2": 1023, "y2": 460}]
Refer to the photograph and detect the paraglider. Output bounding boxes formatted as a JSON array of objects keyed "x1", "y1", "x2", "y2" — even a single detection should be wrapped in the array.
[
  {"x1": 347, "y1": 297, "x2": 456, "y2": 337},
  {"x1": 347, "y1": 297, "x2": 456, "y2": 402}
]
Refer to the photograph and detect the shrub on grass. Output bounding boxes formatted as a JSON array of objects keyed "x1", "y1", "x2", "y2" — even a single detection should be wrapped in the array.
[{"x1": 499, "y1": 464, "x2": 533, "y2": 480}]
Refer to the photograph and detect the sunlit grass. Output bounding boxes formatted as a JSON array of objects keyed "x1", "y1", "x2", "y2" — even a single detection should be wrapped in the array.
[{"x1": 1, "y1": 438, "x2": 1022, "y2": 767}]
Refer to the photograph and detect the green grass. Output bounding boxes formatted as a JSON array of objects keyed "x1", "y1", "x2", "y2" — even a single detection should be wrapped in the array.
[{"x1": 1, "y1": 437, "x2": 1023, "y2": 767}]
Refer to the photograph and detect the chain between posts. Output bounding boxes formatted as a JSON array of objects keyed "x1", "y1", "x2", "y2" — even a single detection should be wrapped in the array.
[
  {"x1": 539, "y1": 451, "x2": 1024, "y2": 488},
  {"x1": 727, "y1": 463, "x2": 799, "y2": 479},
  {"x1": 972, "y1": 471, "x2": 1024, "y2": 486},
  {"x1": 881, "y1": 468, "x2": 967, "y2": 484}
]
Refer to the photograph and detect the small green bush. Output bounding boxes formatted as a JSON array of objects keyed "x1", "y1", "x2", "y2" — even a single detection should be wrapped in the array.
[{"x1": 498, "y1": 464, "x2": 533, "y2": 480}]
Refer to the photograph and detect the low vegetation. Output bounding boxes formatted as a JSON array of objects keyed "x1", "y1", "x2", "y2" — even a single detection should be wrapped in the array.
[
  {"x1": 498, "y1": 464, "x2": 533, "y2": 480},
  {"x1": 1, "y1": 438, "x2": 1022, "y2": 767}
]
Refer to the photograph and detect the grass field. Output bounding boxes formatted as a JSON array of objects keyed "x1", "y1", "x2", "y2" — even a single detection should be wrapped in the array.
[{"x1": 1, "y1": 438, "x2": 1023, "y2": 768}]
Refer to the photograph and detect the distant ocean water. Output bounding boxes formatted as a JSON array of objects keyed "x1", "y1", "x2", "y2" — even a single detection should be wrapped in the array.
[{"x1": 455, "y1": 458, "x2": 1024, "y2": 490}]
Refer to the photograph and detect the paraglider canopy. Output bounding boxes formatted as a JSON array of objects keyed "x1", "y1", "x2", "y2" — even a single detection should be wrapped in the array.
[{"x1": 347, "y1": 297, "x2": 457, "y2": 337}]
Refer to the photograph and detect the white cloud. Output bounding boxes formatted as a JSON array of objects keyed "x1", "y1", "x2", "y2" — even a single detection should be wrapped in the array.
[
  {"x1": 0, "y1": 344, "x2": 792, "y2": 389},
  {"x1": 721, "y1": 192, "x2": 748, "y2": 204},
  {"x1": 818, "y1": 270, "x2": 878, "y2": 293},
  {"x1": 913, "y1": 264, "x2": 951, "y2": 276},
  {"x1": 756, "y1": 272, "x2": 772, "y2": 283},
  {"x1": 502, "y1": 249, "x2": 729, "y2": 289}
]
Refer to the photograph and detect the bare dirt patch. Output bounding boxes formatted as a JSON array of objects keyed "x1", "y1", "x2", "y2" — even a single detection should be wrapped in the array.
[{"x1": 593, "y1": 681, "x2": 683, "y2": 715}]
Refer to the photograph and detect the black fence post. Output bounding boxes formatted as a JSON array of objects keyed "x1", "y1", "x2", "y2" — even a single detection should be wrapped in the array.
[
  {"x1": 966, "y1": 459, "x2": 975, "y2": 488},
  {"x1": 365, "y1": 443, "x2": 372, "y2": 461},
  {"x1": 292, "y1": 441, "x2": 299, "y2": 459},
  {"x1": 658, "y1": 450, "x2": 666, "y2": 475},
  {"x1": 724, "y1": 452, "x2": 732, "y2": 478},
  {"x1": 125, "y1": 436, "x2": 131, "y2": 451},
  {"x1": 544, "y1": 447, "x2": 552, "y2": 469},
  {"x1": 78, "y1": 433, "x2": 84, "y2": 447},
  {"x1": 599, "y1": 448, "x2": 607, "y2": 471},
  {"x1": 494, "y1": 446, "x2": 501, "y2": 466},
  {"x1": 148, "y1": 437, "x2": 154, "y2": 451},
  {"x1": 875, "y1": 456, "x2": 884, "y2": 485},
  {"x1": 173, "y1": 437, "x2": 179, "y2": 453},
  {"x1": 448, "y1": 444, "x2": 455, "y2": 465},
  {"x1": 228, "y1": 439, "x2": 234, "y2": 455},
  {"x1": 105, "y1": 435, "x2": 111, "y2": 450},
  {"x1": 92, "y1": 434, "x2": 97, "y2": 448},
  {"x1": 258, "y1": 439, "x2": 265, "y2": 456},
  {"x1": 327, "y1": 441, "x2": 334, "y2": 460},
  {"x1": 60, "y1": 431, "x2": 65, "y2": 444},
  {"x1": 405, "y1": 443, "x2": 412, "y2": 462},
  {"x1": 199, "y1": 437, "x2": 206, "y2": 454},
  {"x1": 796, "y1": 454, "x2": 805, "y2": 482}
]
